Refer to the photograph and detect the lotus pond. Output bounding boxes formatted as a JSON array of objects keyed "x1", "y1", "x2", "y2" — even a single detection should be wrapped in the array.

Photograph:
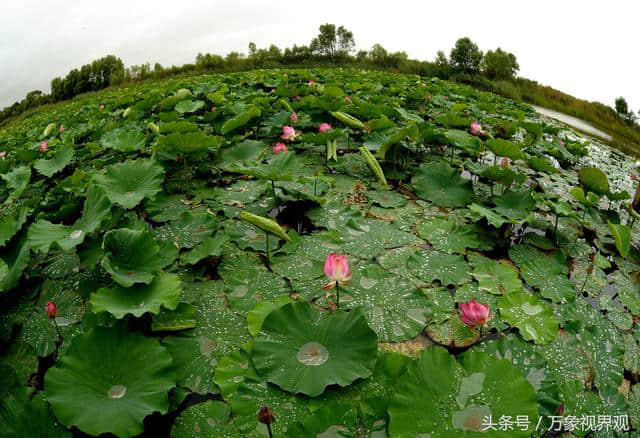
[{"x1": 1, "y1": 68, "x2": 640, "y2": 437}]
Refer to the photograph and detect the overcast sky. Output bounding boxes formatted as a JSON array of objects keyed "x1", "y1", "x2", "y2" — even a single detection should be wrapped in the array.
[{"x1": 1, "y1": 1, "x2": 638, "y2": 112}]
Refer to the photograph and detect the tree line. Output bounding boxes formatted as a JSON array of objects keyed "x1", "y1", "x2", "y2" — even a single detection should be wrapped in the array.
[{"x1": 1, "y1": 24, "x2": 638, "y2": 132}]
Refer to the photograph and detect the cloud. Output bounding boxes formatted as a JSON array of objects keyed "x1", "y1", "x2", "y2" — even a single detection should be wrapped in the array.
[{"x1": 1, "y1": 0, "x2": 638, "y2": 111}]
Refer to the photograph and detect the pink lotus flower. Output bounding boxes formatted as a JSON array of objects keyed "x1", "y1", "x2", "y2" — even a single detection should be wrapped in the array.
[
  {"x1": 0, "y1": 151, "x2": 6, "y2": 160},
  {"x1": 443, "y1": 95, "x2": 449, "y2": 100},
  {"x1": 307, "y1": 80, "x2": 316, "y2": 86},
  {"x1": 45, "y1": 301, "x2": 58, "y2": 319},
  {"x1": 322, "y1": 253, "x2": 352, "y2": 290},
  {"x1": 631, "y1": 174, "x2": 637, "y2": 181},
  {"x1": 499, "y1": 157, "x2": 510, "y2": 168},
  {"x1": 319, "y1": 123, "x2": 332, "y2": 133},
  {"x1": 470, "y1": 121, "x2": 482, "y2": 135},
  {"x1": 273, "y1": 143, "x2": 287, "y2": 155},
  {"x1": 290, "y1": 112, "x2": 298, "y2": 123},
  {"x1": 59, "y1": 125, "x2": 65, "y2": 133},
  {"x1": 39, "y1": 140, "x2": 49, "y2": 152},
  {"x1": 459, "y1": 298, "x2": 489, "y2": 328},
  {"x1": 281, "y1": 125, "x2": 298, "y2": 141}
]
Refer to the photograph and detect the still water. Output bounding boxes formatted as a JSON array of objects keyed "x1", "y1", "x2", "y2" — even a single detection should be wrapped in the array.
[{"x1": 533, "y1": 105, "x2": 613, "y2": 141}]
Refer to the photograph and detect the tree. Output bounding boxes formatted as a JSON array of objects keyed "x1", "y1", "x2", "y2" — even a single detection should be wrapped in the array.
[
  {"x1": 450, "y1": 37, "x2": 483, "y2": 73},
  {"x1": 615, "y1": 97, "x2": 629, "y2": 116},
  {"x1": 482, "y1": 48, "x2": 519, "y2": 80},
  {"x1": 310, "y1": 23, "x2": 355, "y2": 57}
]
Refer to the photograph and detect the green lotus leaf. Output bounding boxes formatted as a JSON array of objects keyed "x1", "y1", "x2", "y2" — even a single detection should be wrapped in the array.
[
  {"x1": 180, "y1": 233, "x2": 230, "y2": 265},
  {"x1": 0, "y1": 207, "x2": 29, "y2": 247},
  {"x1": 214, "y1": 347, "x2": 309, "y2": 436},
  {"x1": 93, "y1": 159, "x2": 165, "y2": 209},
  {"x1": 417, "y1": 217, "x2": 481, "y2": 254},
  {"x1": 216, "y1": 139, "x2": 265, "y2": 167},
  {"x1": 388, "y1": 347, "x2": 538, "y2": 437},
  {"x1": 152, "y1": 302, "x2": 197, "y2": 332},
  {"x1": 339, "y1": 218, "x2": 422, "y2": 260},
  {"x1": 569, "y1": 186, "x2": 600, "y2": 206},
  {"x1": 154, "y1": 210, "x2": 219, "y2": 249},
  {"x1": 252, "y1": 302, "x2": 378, "y2": 396},
  {"x1": 156, "y1": 132, "x2": 223, "y2": 158},
  {"x1": 101, "y1": 228, "x2": 164, "y2": 287},
  {"x1": 368, "y1": 189, "x2": 407, "y2": 208},
  {"x1": 375, "y1": 123, "x2": 419, "y2": 159},
  {"x1": 312, "y1": 262, "x2": 431, "y2": 342},
  {"x1": 27, "y1": 185, "x2": 111, "y2": 253},
  {"x1": 412, "y1": 161, "x2": 474, "y2": 208},
  {"x1": 170, "y1": 400, "x2": 236, "y2": 437},
  {"x1": 486, "y1": 138, "x2": 523, "y2": 160},
  {"x1": 527, "y1": 155, "x2": 557, "y2": 173},
  {"x1": 90, "y1": 273, "x2": 181, "y2": 318},
  {"x1": 143, "y1": 193, "x2": 191, "y2": 222},
  {"x1": 229, "y1": 151, "x2": 312, "y2": 183},
  {"x1": 34, "y1": 144, "x2": 74, "y2": 177},
  {"x1": 306, "y1": 351, "x2": 411, "y2": 434},
  {"x1": 479, "y1": 335, "x2": 560, "y2": 417},
  {"x1": 578, "y1": 167, "x2": 609, "y2": 195},
  {"x1": 468, "y1": 253, "x2": 522, "y2": 295},
  {"x1": 100, "y1": 129, "x2": 147, "y2": 152},
  {"x1": 0, "y1": 233, "x2": 30, "y2": 293},
  {"x1": 45, "y1": 326, "x2": 176, "y2": 438},
  {"x1": 508, "y1": 245, "x2": 575, "y2": 303},
  {"x1": 219, "y1": 251, "x2": 289, "y2": 312},
  {"x1": 498, "y1": 290, "x2": 559, "y2": 344},
  {"x1": 174, "y1": 99, "x2": 204, "y2": 114},
  {"x1": 444, "y1": 129, "x2": 481, "y2": 154},
  {"x1": 0, "y1": 391, "x2": 71, "y2": 438},
  {"x1": 407, "y1": 250, "x2": 472, "y2": 286},
  {"x1": 220, "y1": 104, "x2": 261, "y2": 134},
  {"x1": 286, "y1": 401, "x2": 359, "y2": 437},
  {"x1": 161, "y1": 280, "x2": 250, "y2": 395},
  {"x1": 1, "y1": 166, "x2": 31, "y2": 200},
  {"x1": 481, "y1": 165, "x2": 526, "y2": 186},
  {"x1": 607, "y1": 221, "x2": 631, "y2": 257},
  {"x1": 157, "y1": 121, "x2": 196, "y2": 135},
  {"x1": 247, "y1": 294, "x2": 294, "y2": 337},
  {"x1": 427, "y1": 314, "x2": 479, "y2": 348}
]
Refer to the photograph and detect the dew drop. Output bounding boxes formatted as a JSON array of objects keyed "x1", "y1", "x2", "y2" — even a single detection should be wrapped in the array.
[{"x1": 107, "y1": 384, "x2": 127, "y2": 399}]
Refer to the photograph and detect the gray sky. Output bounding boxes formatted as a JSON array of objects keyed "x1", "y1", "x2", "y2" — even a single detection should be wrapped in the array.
[{"x1": 1, "y1": 1, "x2": 638, "y2": 112}]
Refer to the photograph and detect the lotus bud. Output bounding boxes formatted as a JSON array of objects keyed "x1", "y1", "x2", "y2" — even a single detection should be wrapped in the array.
[
  {"x1": 290, "y1": 112, "x2": 298, "y2": 123},
  {"x1": 46, "y1": 301, "x2": 58, "y2": 319},
  {"x1": 470, "y1": 121, "x2": 482, "y2": 135},
  {"x1": 59, "y1": 125, "x2": 65, "y2": 133},
  {"x1": 273, "y1": 143, "x2": 287, "y2": 155},
  {"x1": 258, "y1": 406, "x2": 275, "y2": 425},
  {"x1": 122, "y1": 107, "x2": 133, "y2": 119},
  {"x1": 322, "y1": 253, "x2": 352, "y2": 291},
  {"x1": 0, "y1": 151, "x2": 6, "y2": 160},
  {"x1": 499, "y1": 157, "x2": 510, "y2": 168},
  {"x1": 459, "y1": 298, "x2": 489, "y2": 328},
  {"x1": 293, "y1": 95, "x2": 301, "y2": 101},
  {"x1": 210, "y1": 106, "x2": 217, "y2": 112},
  {"x1": 319, "y1": 123, "x2": 332, "y2": 133},
  {"x1": 39, "y1": 140, "x2": 49, "y2": 153},
  {"x1": 280, "y1": 125, "x2": 298, "y2": 141}
]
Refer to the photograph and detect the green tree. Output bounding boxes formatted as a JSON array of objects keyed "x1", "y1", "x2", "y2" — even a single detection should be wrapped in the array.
[
  {"x1": 450, "y1": 37, "x2": 483, "y2": 73},
  {"x1": 482, "y1": 48, "x2": 519, "y2": 80},
  {"x1": 310, "y1": 23, "x2": 355, "y2": 57},
  {"x1": 615, "y1": 97, "x2": 629, "y2": 116}
]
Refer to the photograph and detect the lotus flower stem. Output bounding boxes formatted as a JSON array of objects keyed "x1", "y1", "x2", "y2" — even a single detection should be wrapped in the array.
[
  {"x1": 52, "y1": 318, "x2": 63, "y2": 345},
  {"x1": 313, "y1": 178, "x2": 317, "y2": 196},
  {"x1": 553, "y1": 214, "x2": 559, "y2": 245},
  {"x1": 267, "y1": 424, "x2": 273, "y2": 438},
  {"x1": 265, "y1": 230, "x2": 270, "y2": 266},
  {"x1": 580, "y1": 271, "x2": 591, "y2": 293},
  {"x1": 335, "y1": 283, "x2": 340, "y2": 309},
  {"x1": 631, "y1": 217, "x2": 637, "y2": 228}
]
